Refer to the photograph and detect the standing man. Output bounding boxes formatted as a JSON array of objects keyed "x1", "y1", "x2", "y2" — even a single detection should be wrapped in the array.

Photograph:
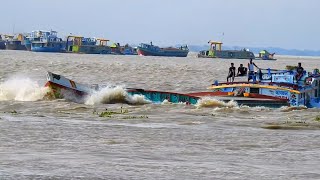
[
  {"x1": 248, "y1": 58, "x2": 259, "y2": 82},
  {"x1": 295, "y1": 62, "x2": 304, "y2": 81},
  {"x1": 227, "y1": 63, "x2": 236, "y2": 83}
]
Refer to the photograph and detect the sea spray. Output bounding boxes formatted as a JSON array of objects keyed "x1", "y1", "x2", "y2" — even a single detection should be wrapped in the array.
[
  {"x1": 195, "y1": 97, "x2": 238, "y2": 108},
  {"x1": 279, "y1": 105, "x2": 307, "y2": 112},
  {"x1": 0, "y1": 77, "x2": 49, "y2": 101},
  {"x1": 85, "y1": 86, "x2": 150, "y2": 105}
]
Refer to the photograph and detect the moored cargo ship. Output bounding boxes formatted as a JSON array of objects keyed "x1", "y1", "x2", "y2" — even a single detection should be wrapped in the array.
[
  {"x1": 137, "y1": 43, "x2": 189, "y2": 57},
  {"x1": 198, "y1": 40, "x2": 255, "y2": 59}
]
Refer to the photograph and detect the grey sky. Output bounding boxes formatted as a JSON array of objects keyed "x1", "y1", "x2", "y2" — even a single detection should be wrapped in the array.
[{"x1": 1, "y1": 0, "x2": 319, "y2": 50}]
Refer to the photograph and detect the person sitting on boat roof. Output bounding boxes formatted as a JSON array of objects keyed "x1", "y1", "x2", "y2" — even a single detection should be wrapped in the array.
[
  {"x1": 248, "y1": 58, "x2": 259, "y2": 82},
  {"x1": 295, "y1": 62, "x2": 304, "y2": 81},
  {"x1": 227, "y1": 63, "x2": 236, "y2": 83},
  {"x1": 237, "y1": 64, "x2": 247, "y2": 76}
]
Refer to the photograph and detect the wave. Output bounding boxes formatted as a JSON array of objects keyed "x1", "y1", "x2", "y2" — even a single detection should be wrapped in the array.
[
  {"x1": 195, "y1": 97, "x2": 238, "y2": 108},
  {"x1": 279, "y1": 105, "x2": 307, "y2": 112},
  {"x1": 85, "y1": 86, "x2": 150, "y2": 105},
  {"x1": 0, "y1": 77, "x2": 49, "y2": 101}
]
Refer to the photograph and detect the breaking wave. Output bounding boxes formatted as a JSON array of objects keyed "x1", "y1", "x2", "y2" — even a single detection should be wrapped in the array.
[
  {"x1": 0, "y1": 77, "x2": 49, "y2": 101},
  {"x1": 195, "y1": 97, "x2": 238, "y2": 108},
  {"x1": 85, "y1": 86, "x2": 150, "y2": 105},
  {"x1": 279, "y1": 105, "x2": 307, "y2": 112}
]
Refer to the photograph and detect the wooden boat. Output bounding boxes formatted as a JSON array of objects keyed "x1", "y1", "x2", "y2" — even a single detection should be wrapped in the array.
[
  {"x1": 44, "y1": 67, "x2": 320, "y2": 108},
  {"x1": 127, "y1": 88, "x2": 199, "y2": 104},
  {"x1": 66, "y1": 36, "x2": 111, "y2": 54},
  {"x1": 45, "y1": 72, "x2": 94, "y2": 99},
  {"x1": 198, "y1": 40, "x2": 255, "y2": 59},
  {"x1": 201, "y1": 68, "x2": 320, "y2": 107},
  {"x1": 45, "y1": 72, "x2": 199, "y2": 104},
  {"x1": 137, "y1": 43, "x2": 189, "y2": 57}
]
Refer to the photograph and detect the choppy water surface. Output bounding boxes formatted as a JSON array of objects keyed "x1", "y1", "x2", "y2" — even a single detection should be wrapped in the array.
[{"x1": 0, "y1": 50, "x2": 320, "y2": 179}]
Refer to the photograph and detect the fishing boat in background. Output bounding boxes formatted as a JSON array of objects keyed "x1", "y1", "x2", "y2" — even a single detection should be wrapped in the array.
[
  {"x1": 4, "y1": 34, "x2": 27, "y2": 50},
  {"x1": 198, "y1": 40, "x2": 255, "y2": 59},
  {"x1": 190, "y1": 68, "x2": 320, "y2": 108},
  {"x1": 109, "y1": 43, "x2": 124, "y2": 55},
  {"x1": 25, "y1": 30, "x2": 57, "y2": 51},
  {"x1": 66, "y1": 36, "x2": 111, "y2": 54},
  {"x1": 112, "y1": 43, "x2": 138, "y2": 55},
  {"x1": 255, "y1": 50, "x2": 276, "y2": 60},
  {"x1": 0, "y1": 35, "x2": 5, "y2": 49},
  {"x1": 31, "y1": 31, "x2": 66, "y2": 52},
  {"x1": 122, "y1": 46, "x2": 137, "y2": 55},
  {"x1": 137, "y1": 42, "x2": 189, "y2": 57},
  {"x1": 120, "y1": 44, "x2": 137, "y2": 55}
]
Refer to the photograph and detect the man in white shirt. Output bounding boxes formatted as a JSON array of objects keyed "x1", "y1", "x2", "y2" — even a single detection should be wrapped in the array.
[{"x1": 248, "y1": 59, "x2": 259, "y2": 82}]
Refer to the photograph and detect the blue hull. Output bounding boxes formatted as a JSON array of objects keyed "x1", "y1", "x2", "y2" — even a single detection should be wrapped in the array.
[
  {"x1": 31, "y1": 47, "x2": 65, "y2": 53},
  {"x1": 0, "y1": 41, "x2": 5, "y2": 49},
  {"x1": 24, "y1": 40, "x2": 32, "y2": 51}
]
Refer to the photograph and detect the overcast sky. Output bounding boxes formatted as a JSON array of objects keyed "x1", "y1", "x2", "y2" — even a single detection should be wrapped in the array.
[{"x1": 1, "y1": 0, "x2": 319, "y2": 50}]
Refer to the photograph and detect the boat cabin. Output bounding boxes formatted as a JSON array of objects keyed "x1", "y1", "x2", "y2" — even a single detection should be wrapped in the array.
[
  {"x1": 96, "y1": 38, "x2": 110, "y2": 46},
  {"x1": 139, "y1": 43, "x2": 160, "y2": 51},
  {"x1": 66, "y1": 35, "x2": 84, "y2": 52},
  {"x1": 209, "y1": 67, "x2": 320, "y2": 107},
  {"x1": 66, "y1": 35, "x2": 111, "y2": 54},
  {"x1": 208, "y1": 40, "x2": 223, "y2": 51},
  {"x1": 258, "y1": 50, "x2": 275, "y2": 60},
  {"x1": 198, "y1": 40, "x2": 255, "y2": 59}
]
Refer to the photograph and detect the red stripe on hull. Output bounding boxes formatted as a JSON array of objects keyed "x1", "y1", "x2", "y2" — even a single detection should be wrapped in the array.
[
  {"x1": 186, "y1": 91, "x2": 288, "y2": 102},
  {"x1": 137, "y1": 49, "x2": 146, "y2": 56}
]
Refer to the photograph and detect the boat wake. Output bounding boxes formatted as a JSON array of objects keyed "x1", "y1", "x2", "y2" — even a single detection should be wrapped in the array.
[
  {"x1": 196, "y1": 97, "x2": 238, "y2": 108},
  {"x1": 0, "y1": 77, "x2": 49, "y2": 101},
  {"x1": 85, "y1": 86, "x2": 151, "y2": 105}
]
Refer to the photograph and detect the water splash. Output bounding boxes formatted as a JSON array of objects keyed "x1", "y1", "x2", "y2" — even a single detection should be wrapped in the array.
[
  {"x1": 0, "y1": 77, "x2": 49, "y2": 101},
  {"x1": 85, "y1": 86, "x2": 150, "y2": 105},
  {"x1": 279, "y1": 105, "x2": 307, "y2": 112},
  {"x1": 195, "y1": 97, "x2": 238, "y2": 108}
]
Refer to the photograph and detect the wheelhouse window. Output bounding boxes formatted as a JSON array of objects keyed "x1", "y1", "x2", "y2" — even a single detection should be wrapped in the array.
[{"x1": 250, "y1": 88, "x2": 259, "y2": 94}]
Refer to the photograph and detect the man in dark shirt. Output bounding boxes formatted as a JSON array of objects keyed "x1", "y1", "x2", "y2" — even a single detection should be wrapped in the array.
[
  {"x1": 237, "y1": 64, "x2": 247, "y2": 76},
  {"x1": 227, "y1": 63, "x2": 236, "y2": 83},
  {"x1": 296, "y1": 62, "x2": 304, "y2": 81}
]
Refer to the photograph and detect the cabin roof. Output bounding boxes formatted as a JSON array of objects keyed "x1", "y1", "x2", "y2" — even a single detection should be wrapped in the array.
[
  {"x1": 96, "y1": 38, "x2": 109, "y2": 41},
  {"x1": 67, "y1": 35, "x2": 83, "y2": 38},
  {"x1": 208, "y1": 40, "x2": 223, "y2": 44}
]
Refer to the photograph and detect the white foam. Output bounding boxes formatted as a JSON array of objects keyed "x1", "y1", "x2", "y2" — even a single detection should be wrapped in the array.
[
  {"x1": 0, "y1": 77, "x2": 49, "y2": 101},
  {"x1": 195, "y1": 97, "x2": 238, "y2": 108},
  {"x1": 279, "y1": 105, "x2": 307, "y2": 112},
  {"x1": 85, "y1": 86, "x2": 150, "y2": 105}
]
